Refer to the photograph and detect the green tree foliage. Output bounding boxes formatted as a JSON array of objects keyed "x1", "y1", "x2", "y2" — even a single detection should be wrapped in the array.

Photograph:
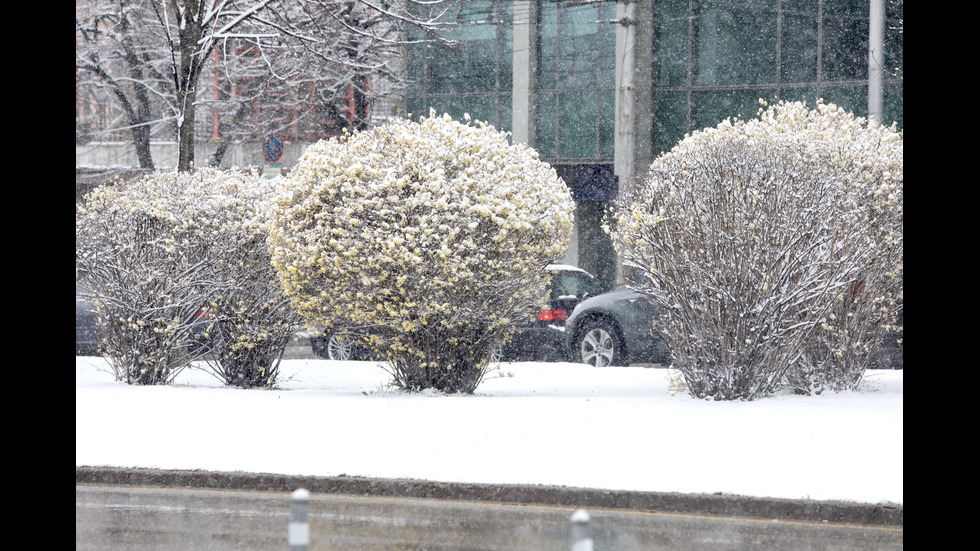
[{"x1": 267, "y1": 112, "x2": 574, "y2": 393}]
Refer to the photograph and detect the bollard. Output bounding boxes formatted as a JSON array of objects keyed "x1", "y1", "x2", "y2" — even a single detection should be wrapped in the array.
[
  {"x1": 570, "y1": 509, "x2": 593, "y2": 551},
  {"x1": 289, "y1": 488, "x2": 310, "y2": 551}
]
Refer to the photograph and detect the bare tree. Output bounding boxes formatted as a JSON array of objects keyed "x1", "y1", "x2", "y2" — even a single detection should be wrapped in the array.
[
  {"x1": 76, "y1": 0, "x2": 454, "y2": 171},
  {"x1": 76, "y1": 2, "x2": 171, "y2": 169}
]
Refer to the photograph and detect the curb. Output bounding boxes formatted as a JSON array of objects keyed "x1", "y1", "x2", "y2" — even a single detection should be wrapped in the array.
[{"x1": 76, "y1": 466, "x2": 902, "y2": 527}]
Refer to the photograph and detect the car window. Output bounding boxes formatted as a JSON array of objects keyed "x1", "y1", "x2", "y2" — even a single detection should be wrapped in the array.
[{"x1": 551, "y1": 272, "x2": 602, "y2": 299}]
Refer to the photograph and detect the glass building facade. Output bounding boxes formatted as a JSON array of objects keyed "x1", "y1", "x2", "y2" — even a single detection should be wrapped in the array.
[
  {"x1": 403, "y1": 0, "x2": 902, "y2": 283},
  {"x1": 534, "y1": 1, "x2": 618, "y2": 161},
  {"x1": 405, "y1": 0, "x2": 901, "y2": 161},
  {"x1": 650, "y1": 0, "x2": 903, "y2": 155},
  {"x1": 404, "y1": 2, "x2": 514, "y2": 131}
]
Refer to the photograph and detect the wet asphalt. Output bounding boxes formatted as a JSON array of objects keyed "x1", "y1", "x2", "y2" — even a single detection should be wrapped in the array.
[{"x1": 75, "y1": 466, "x2": 901, "y2": 527}]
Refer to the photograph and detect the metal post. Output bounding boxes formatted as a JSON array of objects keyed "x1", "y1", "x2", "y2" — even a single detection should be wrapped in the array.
[
  {"x1": 511, "y1": 0, "x2": 538, "y2": 147},
  {"x1": 868, "y1": 0, "x2": 885, "y2": 123},
  {"x1": 570, "y1": 509, "x2": 593, "y2": 551},
  {"x1": 289, "y1": 488, "x2": 310, "y2": 551}
]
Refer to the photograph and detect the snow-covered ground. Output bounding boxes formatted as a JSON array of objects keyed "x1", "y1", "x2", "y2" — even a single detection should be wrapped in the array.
[{"x1": 75, "y1": 356, "x2": 902, "y2": 506}]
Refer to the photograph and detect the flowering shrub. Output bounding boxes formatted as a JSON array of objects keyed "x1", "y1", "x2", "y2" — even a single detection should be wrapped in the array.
[
  {"x1": 76, "y1": 167, "x2": 302, "y2": 387},
  {"x1": 267, "y1": 112, "x2": 573, "y2": 393},
  {"x1": 610, "y1": 101, "x2": 903, "y2": 399},
  {"x1": 187, "y1": 172, "x2": 304, "y2": 389}
]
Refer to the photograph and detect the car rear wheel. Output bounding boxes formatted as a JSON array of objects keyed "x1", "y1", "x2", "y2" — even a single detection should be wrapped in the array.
[
  {"x1": 327, "y1": 332, "x2": 355, "y2": 361},
  {"x1": 577, "y1": 319, "x2": 626, "y2": 367}
]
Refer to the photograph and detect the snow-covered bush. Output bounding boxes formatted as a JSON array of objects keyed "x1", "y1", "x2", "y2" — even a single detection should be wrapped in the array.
[
  {"x1": 186, "y1": 173, "x2": 304, "y2": 389},
  {"x1": 267, "y1": 111, "x2": 574, "y2": 393},
  {"x1": 76, "y1": 167, "x2": 302, "y2": 387},
  {"x1": 610, "y1": 101, "x2": 903, "y2": 399}
]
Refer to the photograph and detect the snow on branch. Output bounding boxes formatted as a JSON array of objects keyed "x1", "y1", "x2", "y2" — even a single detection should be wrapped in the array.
[{"x1": 610, "y1": 100, "x2": 903, "y2": 399}]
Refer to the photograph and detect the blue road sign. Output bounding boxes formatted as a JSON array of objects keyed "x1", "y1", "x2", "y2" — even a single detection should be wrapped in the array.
[{"x1": 263, "y1": 135, "x2": 284, "y2": 163}]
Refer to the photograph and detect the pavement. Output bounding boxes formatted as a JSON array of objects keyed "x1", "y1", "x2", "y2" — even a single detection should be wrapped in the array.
[
  {"x1": 77, "y1": 336, "x2": 903, "y2": 528},
  {"x1": 281, "y1": 332, "x2": 322, "y2": 360},
  {"x1": 75, "y1": 466, "x2": 902, "y2": 527}
]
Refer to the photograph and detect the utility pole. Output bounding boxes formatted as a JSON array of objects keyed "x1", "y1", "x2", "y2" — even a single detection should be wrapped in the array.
[{"x1": 868, "y1": 0, "x2": 885, "y2": 123}]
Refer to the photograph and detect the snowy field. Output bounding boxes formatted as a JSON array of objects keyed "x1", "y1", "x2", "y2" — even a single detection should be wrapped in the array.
[{"x1": 76, "y1": 356, "x2": 902, "y2": 506}]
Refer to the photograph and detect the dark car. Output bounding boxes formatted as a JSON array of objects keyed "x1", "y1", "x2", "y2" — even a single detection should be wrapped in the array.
[
  {"x1": 502, "y1": 264, "x2": 605, "y2": 361},
  {"x1": 76, "y1": 290, "x2": 215, "y2": 357},
  {"x1": 310, "y1": 264, "x2": 604, "y2": 362},
  {"x1": 870, "y1": 305, "x2": 903, "y2": 369},
  {"x1": 564, "y1": 287, "x2": 670, "y2": 367},
  {"x1": 76, "y1": 296, "x2": 101, "y2": 356},
  {"x1": 566, "y1": 289, "x2": 903, "y2": 369}
]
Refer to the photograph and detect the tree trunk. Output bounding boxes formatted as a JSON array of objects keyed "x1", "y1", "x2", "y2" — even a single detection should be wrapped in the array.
[
  {"x1": 206, "y1": 102, "x2": 251, "y2": 167},
  {"x1": 176, "y1": 4, "x2": 205, "y2": 172},
  {"x1": 120, "y1": 32, "x2": 156, "y2": 170},
  {"x1": 131, "y1": 122, "x2": 155, "y2": 170},
  {"x1": 106, "y1": 80, "x2": 154, "y2": 170},
  {"x1": 177, "y1": 95, "x2": 196, "y2": 172}
]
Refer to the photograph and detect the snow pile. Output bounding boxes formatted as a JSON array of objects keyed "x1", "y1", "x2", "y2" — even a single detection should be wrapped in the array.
[{"x1": 76, "y1": 356, "x2": 903, "y2": 506}]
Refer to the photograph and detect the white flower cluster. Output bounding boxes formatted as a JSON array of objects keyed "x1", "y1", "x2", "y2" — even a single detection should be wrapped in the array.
[
  {"x1": 266, "y1": 111, "x2": 574, "y2": 365},
  {"x1": 611, "y1": 100, "x2": 903, "y2": 399},
  {"x1": 77, "y1": 167, "x2": 276, "y2": 254}
]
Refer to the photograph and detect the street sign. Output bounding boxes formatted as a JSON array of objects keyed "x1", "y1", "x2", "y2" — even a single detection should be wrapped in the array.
[
  {"x1": 263, "y1": 163, "x2": 281, "y2": 179},
  {"x1": 263, "y1": 135, "x2": 284, "y2": 163}
]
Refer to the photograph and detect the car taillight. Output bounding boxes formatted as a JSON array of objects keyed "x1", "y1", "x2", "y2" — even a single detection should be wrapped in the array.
[{"x1": 538, "y1": 308, "x2": 568, "y2": 322}]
